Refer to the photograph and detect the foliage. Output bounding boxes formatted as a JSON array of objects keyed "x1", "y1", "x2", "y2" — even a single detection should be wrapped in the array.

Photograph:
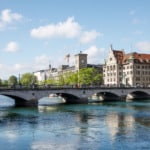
[
  {"x1": 57, "y1": 74, "x2": 65, "y2": 86},
  {"x1": 78, "y1": 68, "x2": 102, "y2": 86},
  {"x1": 40, "y1": 77, "x2": 56, "y2": 85},
  {"x1": 2, "y1": 80, "x2": 8, "y2": 86},
  {"x1": 8, "y1": 75, "x2": 18, "y2": 85},
  {"x1": 64, "y1": 72, "x2": 78, "y2": 85},
  {"x1": 54, "y1": 68, "x2": 103, "y2": 86},
  {"x1": 20, "y1": 73, "x2": 37, "y2": 86}
]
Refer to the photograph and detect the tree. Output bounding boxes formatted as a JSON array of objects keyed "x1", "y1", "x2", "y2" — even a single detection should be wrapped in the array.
[
  {"x1": 78, "y1": 68, "x2": 103, "y2": 86},
  {"x1": 93, "y1": 73, "x2": 103, "y2": 85},
  {"x1": 57, "y1": 74, "x2": 65, "y2": 86},
  {"x1": 44, "y1": 77, "x2": 56, "y2": 85},
  {"x1": 8, "y1": 75, "x2": 18, "y2": 86},
  {"x1": 2, "y1": 80, "x2": 8, "y2": 86},
  {"x1": 64, "y1": 72, "x2": 78, "y2": 85},
  {"x1": 20, "y1": 73, "x2": 37, "y2": 86}
]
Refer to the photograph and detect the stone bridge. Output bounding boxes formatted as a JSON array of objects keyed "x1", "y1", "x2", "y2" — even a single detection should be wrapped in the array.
[{"x1": 0, "y1": 87, "x2": 150, "y2": 107}]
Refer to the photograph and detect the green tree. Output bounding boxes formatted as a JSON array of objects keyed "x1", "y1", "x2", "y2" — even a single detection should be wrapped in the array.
[
  {"x1": 64, "y1": 72, "x2": 78, "y2": 85},
  {"x1": 2, "y1": 80, "x2": 8, "y2": 86},
  {"x1": 8, "y1": 75, "x2": 18, "y2": 86},
  {"x1": 45, "y1": 77, "x2": 56, "y2": 85},
  {"x1": 78, "y1": 68, "x2": 102, "y2": 86},
  {"x1": 20, "y1": 73, "x2": 37, "y2": 86},
  {"x1": 93, "y1": 73, "x2": 103, "y2": 85},
  {"x1": 57, "y1": 74, "x2": 65, "y2": 86}
]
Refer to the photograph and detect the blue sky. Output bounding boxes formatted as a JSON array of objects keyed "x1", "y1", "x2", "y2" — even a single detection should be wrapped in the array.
[{"x1": 0, "y1": 0, "x2": 150, "y2": 79}]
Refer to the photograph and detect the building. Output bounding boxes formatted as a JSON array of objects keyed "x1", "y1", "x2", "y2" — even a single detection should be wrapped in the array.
[
  {"x1": 34, "y1": 51, "x2": 102, "y2": 83},
  {"x1": 103, "y1": 45, "x2": 150, "y2": 87}
]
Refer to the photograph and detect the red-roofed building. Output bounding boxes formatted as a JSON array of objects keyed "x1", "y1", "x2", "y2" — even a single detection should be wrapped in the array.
[{"x1": 103, "y1": 46, "x2": 150, "y2": 87}]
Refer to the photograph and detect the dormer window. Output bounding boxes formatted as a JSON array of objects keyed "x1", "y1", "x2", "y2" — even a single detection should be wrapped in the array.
[{"x1": 110, "y1": 57, "x2": 112, "y2": 61}]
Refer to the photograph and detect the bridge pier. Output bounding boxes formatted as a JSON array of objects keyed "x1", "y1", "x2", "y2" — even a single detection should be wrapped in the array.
[
  {"x1": 120, "y1": 95, "x2": 127, "y2": 101},
  {"x1": 72, "y1": 97, "x2": 88, "y2": 104},
  {"x1": 15, "y1": 99, "x2": 38, "y2": 107},
  {"x1": 64, "y1": 97, "x2": 88, "y2": 104}
]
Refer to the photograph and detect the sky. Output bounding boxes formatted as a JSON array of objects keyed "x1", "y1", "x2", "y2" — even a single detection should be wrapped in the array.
[{"x1": 0, "y1": 0, "x2": 150, "y2": 79}]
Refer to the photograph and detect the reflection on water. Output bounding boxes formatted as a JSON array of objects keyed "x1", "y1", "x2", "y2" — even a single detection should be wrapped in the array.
[
  {"x1": 0, "y1": 96, "x2": 150, "y2": 150},
  {"x1": 0, "y1": 95, "x2": 15, "y2": 107},
  {"x1": 39, "y1": 97, "x2": 65, "y2": 106}
]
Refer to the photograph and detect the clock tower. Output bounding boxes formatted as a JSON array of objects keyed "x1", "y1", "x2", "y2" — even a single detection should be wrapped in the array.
[{"x1": 75, "y1": 51, "x2": 87, "y2": 70}]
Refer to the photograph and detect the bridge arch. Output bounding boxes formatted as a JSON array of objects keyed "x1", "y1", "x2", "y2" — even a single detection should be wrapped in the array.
[
  {"x1": 127, "y1": 90, "x2": 150, "y2": 100},
  {"x1": 0, "y1": 94, "x2": 38, "y2": 107},
  {"x1": 1, "y1": 94, "x2": 38, "y2": 107},
  {"x1": 90, "y1": 91, "x2": 120, "y2": 102},
  {"x1": 55, "y1": 92, "x2": 85, "y2": 104}
]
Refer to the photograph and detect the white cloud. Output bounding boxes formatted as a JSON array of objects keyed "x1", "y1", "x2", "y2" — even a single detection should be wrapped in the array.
[
  {"x1": 31, "y1": 17, "x2": 102, "y2": 45},
  {"x1": 35, "y1": 54, "x2": 49, "y2": 64},
  {"x1": 135, "y1": 41, "x2": 150, "y2": 53},
  {"x1": 0, "y1": 9, "x2": 22, "y2": 30},
  {"x1": 31, "y1": 17, "x2": 81, "y2": 39},
  {"x1": 83, "y1": 45, "x2": 105, "y2": 63},
  {"x1": 0, "y1": 63, "x2": 31, "y2": 79},
  {"x1": 0, "y1": 54, "x2": 51, "y2": 79},
  {"x1": 79, "y1": 30, "x2": 102, "y2": 44},
  {"x1": 0, "y1": 64, "x2": 16, "y2": 79},
  {"x1": 4, "y1": 41, "x2": 19, "y2": 52},
  {"x1": 34, "y1": 54, "x2": 50, "y2": 70},
  {"x1": 1, "y1": 9, "x2": 22, "y2": 23},
  {"x1": 14, "y1": 63, "x2": 23, "y2": 70}
]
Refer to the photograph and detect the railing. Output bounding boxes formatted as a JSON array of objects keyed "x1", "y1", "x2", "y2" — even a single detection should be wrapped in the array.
[{"x1": 0, "y1": 84, "x2": 150, "y2": 91}]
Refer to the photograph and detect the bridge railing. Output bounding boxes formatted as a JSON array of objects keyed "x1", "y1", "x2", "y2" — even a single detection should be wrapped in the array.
[{"x1": 0, "y1": 84, "x2": 150, "y2": 91}]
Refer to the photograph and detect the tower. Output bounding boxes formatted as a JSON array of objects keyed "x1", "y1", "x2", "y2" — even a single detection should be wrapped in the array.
[{"x1": 74, "y1": 51, "x2": 87, "y2": 70}]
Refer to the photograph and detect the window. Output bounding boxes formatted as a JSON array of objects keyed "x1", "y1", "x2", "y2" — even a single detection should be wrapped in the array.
[
  {"x1": 113, "y1": 65, "x2": 115, "y2": 70},
  {"x1": 107, "y1": 66, "x2": 109, "y2": 71},
  {"x1": 110, "y1": 66, "x2": 112, "y2": 70},
  {"x1": 136, "y1": 65, "x2": 140, "y2": 69}
]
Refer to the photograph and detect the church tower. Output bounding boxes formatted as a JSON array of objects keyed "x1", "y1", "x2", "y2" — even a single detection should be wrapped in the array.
[{"x1": 74, "y1": 51, "x2": 87, "y2": 70}]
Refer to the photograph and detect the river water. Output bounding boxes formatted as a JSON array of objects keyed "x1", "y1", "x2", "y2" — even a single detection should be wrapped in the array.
[{"x1": 0, "y1": 96, "x2": 150, "y2": 150}]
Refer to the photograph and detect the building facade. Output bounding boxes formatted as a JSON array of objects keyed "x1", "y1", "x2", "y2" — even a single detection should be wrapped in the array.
[{"x1": 103, "y1": 46, "x2": 150, "y2": 87}]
